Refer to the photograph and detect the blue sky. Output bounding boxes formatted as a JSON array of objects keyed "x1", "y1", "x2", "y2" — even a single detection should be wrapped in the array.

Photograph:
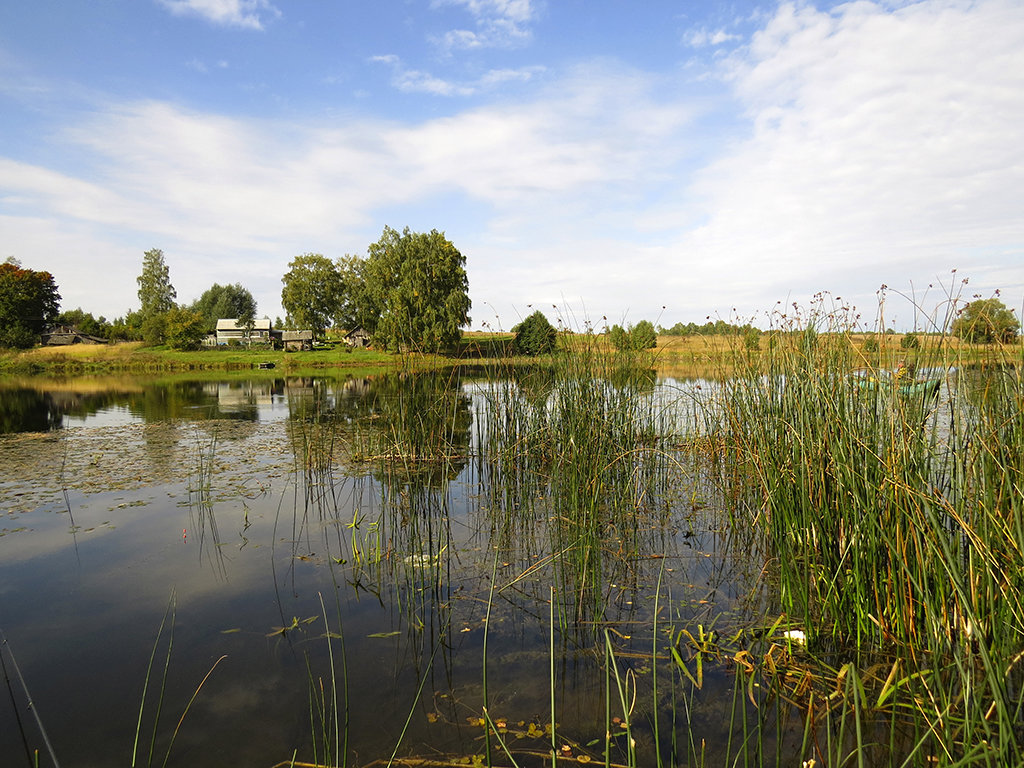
[{"x1": 1, "y1": 0, "x2": 1022, "y2": 332}]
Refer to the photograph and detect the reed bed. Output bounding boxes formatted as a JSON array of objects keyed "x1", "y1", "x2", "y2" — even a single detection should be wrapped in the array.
[{"x1": 699, "y1": 304, "x2": 1024, "y2": 766}]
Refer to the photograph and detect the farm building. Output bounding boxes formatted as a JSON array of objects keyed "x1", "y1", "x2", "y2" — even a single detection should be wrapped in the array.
[
  {"x1": 41, "y1": 325, "x2": 107, "y2": 345},
  {"x1": 215, "y1": 318, "x2": 274, "y2": 345},
  {"x1": 282, "y1": 330, "x2": 313, "y2": 351},
  {"x1": 344, "y1": 327, "x2": 372, "y2": 348}
]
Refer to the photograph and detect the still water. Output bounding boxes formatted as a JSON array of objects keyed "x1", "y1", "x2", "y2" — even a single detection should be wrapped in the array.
[{"x1": 0, "y1": 371, "x2": 780, "y2": 767}]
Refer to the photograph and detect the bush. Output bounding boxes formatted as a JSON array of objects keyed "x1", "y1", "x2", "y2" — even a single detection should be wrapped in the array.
[
  {"x1": 630, "y1": 320, "x2": 657, "y2": 350},
  {"x1": 164, "y1": 308, "x2": 207, "y2": 351},
  {"x1": 863, "y1": 336, "x2": 879, "y2": 352},
  {"x1": 900, "y1": 332, "x2": 920, "y2": 350},
  {"x1": 512, "y1": 311, "x2": 557, "y2": 356}
]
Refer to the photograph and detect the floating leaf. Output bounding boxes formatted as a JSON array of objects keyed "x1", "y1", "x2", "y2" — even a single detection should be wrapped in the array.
[{"x1": 367, "y1": 631, "x2": 400, "y2": 638}]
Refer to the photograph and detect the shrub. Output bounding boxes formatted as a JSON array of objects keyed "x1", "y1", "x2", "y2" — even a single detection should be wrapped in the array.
[
  {"x1": 512, "y1": 311, "x2": 558, "y2": 356},
  {"x1": 900, "y1": 332, "x2": 920, "y2": 350}
]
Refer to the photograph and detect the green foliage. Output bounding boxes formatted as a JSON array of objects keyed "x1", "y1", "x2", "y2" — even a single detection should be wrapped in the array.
[
  {"x1": 190, "y1": 283, "x2": 257, "y2": 332},
  {"x1": 900, "y1": 332, "x2": 920, "y2": 350},
  {"x1": 608, "y1": 324, "x2": 629, "y2": 351},
  {"x1": 631, "y1": 320, "x2": 657, "y2": 350},
  {"x1": 661, "y1": 319, "x2": 756, "y2": 336},
  {"x1": 743, "y1": 329, "x2": 761, "y2": 350},
  {"x1": 953, "y1": 297, "x2": 1020, "y2": 344},
  {"x1": 334, "y1": 254, "x2": 371, "y2": 331},
  {"x1": 55, "y1": 308, "x2": 110, "y2": 338},
  {"x1": 163, "y1": 308, "x2": 208, "y2": 350},
  {"x1": 863, "y1": 335, "x2": 879, "y2": 352},
  {"x1": 0, "y1": 258, "x2": 61, "y2": 348},
  {"x1": 512, "y1": 310, "x2": 557, "y2": 356},
  {"x1": 141, "y1": 312, "x2": 167, "y2": 346},
  {"x1": 281, "y1": 253, "x2": 343, "y2": 337},
  {"x1": 136, "y1": 249, "x2": 177, "y2": 320},
  {"x1": 609, "y1": 321, "x2": 657, "y2": 351},
  {"x1": 362, "y1": 226, "x2": 471, "y2": 352}
]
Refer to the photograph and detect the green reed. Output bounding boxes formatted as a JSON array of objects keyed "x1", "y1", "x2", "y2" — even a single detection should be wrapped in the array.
[
  {"x1": 698, "y1": 297, "x2": 1024, "y2": 765},
  {"x1": 474, "y1": 332, "x2": 677, "y2": 621}
]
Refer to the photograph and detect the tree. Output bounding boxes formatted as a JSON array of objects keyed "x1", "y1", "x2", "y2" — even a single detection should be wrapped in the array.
[
  {"x1": 190, "y1": 283, "x2": 257, "y2": 332},
  {"x1": 55, "y1": 308, "x2": 109, "y2": 338},
  {"x1": 630, "y1": 320, "x2": 658, "y2": 350},
  {"x1": 0, "y1": 258, "x2": 61, "y2": 348},
  {"x1": 137, "y1": 249, "x2": 177, "y2": 320},
  {"x1": 512, "y1": 311, "x2": 558, "y2": 356},
  {"x1": 900, "y1": 332, "x2": 920, "y2": 350},
  {"x1": 608, "y1": 321, "x2": 657, "y2": 351},
  {"x1": 281, "y1": 253, "x2": 344, "y2": 337},
  {"x1": 163, "y1": 308, "x2": 207, "y2": 350},
  {"x1": 953, "y1": 298, "x2": 1020, "y2": 344},
  {"x1": 608, "y1": 324, "x2": 629, "y2": 351},
  {"x1": 335, "y1": 254, "x2": 372, "y2": 330},
  {"x1": 362, "y1": 227, "x2": 471, "y2": 352}
]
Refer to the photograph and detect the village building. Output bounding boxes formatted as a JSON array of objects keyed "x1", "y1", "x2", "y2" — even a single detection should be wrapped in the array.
[
  {"x1": 281, "y1": 330, "x2": 314, "y2": 351},
  {"x1": 41, "y1": 325, "x2": 108, "y2": 346},
  {"x1": 343, "y1": 327, "x2": 372, "y2": 348},
  {"x1": 215, "y1": 318, "x2": 274, "y2": 346}
]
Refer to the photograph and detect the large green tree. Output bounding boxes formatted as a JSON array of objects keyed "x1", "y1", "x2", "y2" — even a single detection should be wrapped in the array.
[
  {"x1": 0, "y1": 258, "x2": 61, "y2": 348},
  {"x1": 280, "y1": 253, "x2": 344, "y2": 337},
  {"x1": 953, "y1": 297, "x2": 1020, "y2": 344},
  {"x1": 362, "y1": 227, "x2": 471, "y2": 352},
  {"x1": 190, "y1": 283, "x2": 257, "y2": 332},
  {"x1": 137, "y1": 248, "x2": 177, "y2": 320}
]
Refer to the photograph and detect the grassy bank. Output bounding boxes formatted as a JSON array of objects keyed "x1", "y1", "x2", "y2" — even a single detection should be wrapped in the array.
[
  {"x1": 0, "y1": 340, "x2": 398, "y2": 375},
  {"x1": 1, "y1": 329, "x2": 1017, "y2": 377}
]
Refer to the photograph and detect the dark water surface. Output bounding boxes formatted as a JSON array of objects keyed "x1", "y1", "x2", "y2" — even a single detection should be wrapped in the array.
[{"x1": 0, "y1": 372, "x2": 785, "y2": 767}]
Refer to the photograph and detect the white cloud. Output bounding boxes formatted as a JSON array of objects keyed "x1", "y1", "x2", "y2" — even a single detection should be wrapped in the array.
[
  {"x1": 662, "y1": 0, "x2": 1024, "y2": 321},
  {"x1": 431, "y1": 0, "x2": 538, "y2": 50},
  {"x1": 371, "y1": 55, "x2": 544, "y2": 96},
  {"x1": 685, "y1": 27, "x2": 740, "y2": 48},
  {"x1": 156, "y1": 0, "x2": 280, "y2": 30}
]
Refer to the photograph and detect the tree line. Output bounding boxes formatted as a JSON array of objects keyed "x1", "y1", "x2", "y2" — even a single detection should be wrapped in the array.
[{"x1": 1, "y1": 248, "x2": 1020, "y2": 350}]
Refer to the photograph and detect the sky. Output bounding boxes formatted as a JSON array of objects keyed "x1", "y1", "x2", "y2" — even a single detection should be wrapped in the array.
[{"x1": 1, "y1": 0, "x2": 1022, "y2": 333}]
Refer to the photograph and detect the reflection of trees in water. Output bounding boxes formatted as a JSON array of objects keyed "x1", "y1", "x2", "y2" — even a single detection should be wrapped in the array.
[
  {"x1": 286, "y1": 371, "x2": 472, "y2": 489},
  {"x1": 0, "y1": 388, "x2": 63, "y2": 433}
]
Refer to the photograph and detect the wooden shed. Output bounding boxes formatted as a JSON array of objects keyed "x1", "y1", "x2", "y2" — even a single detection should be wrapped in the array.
[{"x1": 282, "y1": 330, "x2": 314, "y2": 351}]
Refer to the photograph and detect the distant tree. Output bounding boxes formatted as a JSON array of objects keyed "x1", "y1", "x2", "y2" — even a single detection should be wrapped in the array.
[
  {"x1": 190, "y1": 283, "x2": 257, "y2": 332},
  {"x1": 512, "y1": 311, "x2": 558, "y2": 356},
  {"x1": 900, "y1": 332, "x2": 920, "y2": 350},
  {"x1": 163, "y1": 308, "x2": 207, "y2": 350},
  {"x1": 608, "y1": 324, "x2": 629, "y2": 350},
  {"x1": 55, "y1": 308, "x2": 109, "y2": 338},
  {"x1": 136, "y1": 249, "x2": 177, "y2": 320},
  {"x1": 281, "y1": 253, "x2": 343, "y2": 337},
  {"x1": 862, "y1": 335, "x2": 879, "y2": 353},
  {"x1": 609, "y1": 321, "x2": 657, "y2": 351},
  {"x1": 744, "y1": 329, "x2": 761, "y2": 351},
  {"x1": 0, "y1": 258, "x2": 61, "y2": 348},
  {"x1": 630, "y1": 320, "x2": 658, "y2": 350},
  {"x1": 953, "y1": 298, "x2": 1020, "y2": 344},
  {"x1": 362, "y1": 227, "x2": 471, "y2": 352}
]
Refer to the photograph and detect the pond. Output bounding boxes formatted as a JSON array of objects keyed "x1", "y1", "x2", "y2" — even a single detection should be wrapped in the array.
[{"x1": 1, "y1": 363, "x2": 1019, "y2": 767}]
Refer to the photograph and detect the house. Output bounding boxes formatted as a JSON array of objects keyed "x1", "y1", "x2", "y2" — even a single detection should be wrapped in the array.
[
  {"x1": 343, "y1": 327, "x2": 372, "y2": 348},
  {"x1": 215, "y1": 318, "x2": 273, "y2": 346},
  {"x1": 41, "y1": 325, "x2": 107, "y2": 345},
  {"x1": 282, "y1": 330, "x2": 314, "y2": 351}
]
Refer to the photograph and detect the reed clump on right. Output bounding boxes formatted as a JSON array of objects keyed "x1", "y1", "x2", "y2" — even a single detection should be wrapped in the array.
[{"x1": 701, "y1": 296, "x2": 1024, "y2": 766}]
